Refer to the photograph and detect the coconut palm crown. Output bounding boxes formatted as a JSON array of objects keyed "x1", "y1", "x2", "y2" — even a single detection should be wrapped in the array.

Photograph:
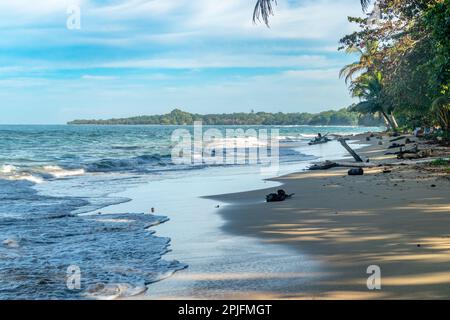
[{"x1": 253, "y1": 0, "x2": 373, "y2": 26}]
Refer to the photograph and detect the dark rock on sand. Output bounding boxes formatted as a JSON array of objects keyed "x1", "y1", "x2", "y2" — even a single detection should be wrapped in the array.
[{"x1": 348, "y1": 168, "x2": 364, "y2": 176}]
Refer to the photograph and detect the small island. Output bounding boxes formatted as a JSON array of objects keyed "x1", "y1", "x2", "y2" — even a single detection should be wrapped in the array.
[{"x1": 68, "y1": 108, "x2": 384, "y2": 126}]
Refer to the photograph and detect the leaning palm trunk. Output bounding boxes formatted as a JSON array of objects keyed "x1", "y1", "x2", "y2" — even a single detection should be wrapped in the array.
[
  {"x1": 390, "y1": 112, "x2": 399, "y2": 131},
  {"x1": 380, "y1": 112, "x2": 391, "y2": 129},
  {"x1": 381, "y1": 110, "x2": 396, "y2": 131}
]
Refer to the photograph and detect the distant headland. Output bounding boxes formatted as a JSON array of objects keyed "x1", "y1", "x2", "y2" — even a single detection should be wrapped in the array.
[{"x1": 67, "y1": 108, "x2": 384, "y2": 126}]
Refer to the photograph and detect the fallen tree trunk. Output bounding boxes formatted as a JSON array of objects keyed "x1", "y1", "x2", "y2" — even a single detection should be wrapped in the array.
[
  {"x1": 308, "y1": 161, "x2": 379, "y2": 171},
  {"x1": 308, "y1": 161, "x2": 338, "y2": 170},
  {"x1": 338, "y1": 138, "x2": 363, "y2": 162},
  {"x1": 390, "y1": 136, "x2": 408, "y2": 143},
  {"x1": 335, "y1": 162, "x2": 379, "y2": 168}
]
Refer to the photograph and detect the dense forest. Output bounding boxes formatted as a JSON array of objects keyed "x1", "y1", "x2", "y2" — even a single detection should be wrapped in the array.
[{"x1": 68, "y1": 108, "x2": 384, "y2": 126}]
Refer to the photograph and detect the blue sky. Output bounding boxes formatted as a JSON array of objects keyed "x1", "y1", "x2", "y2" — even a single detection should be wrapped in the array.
[{"x1": 0, "y1": 0, "x2": 364, "y2": 124}]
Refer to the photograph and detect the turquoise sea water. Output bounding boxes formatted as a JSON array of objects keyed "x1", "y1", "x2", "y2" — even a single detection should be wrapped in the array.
[{"x1": 0, "y1": 124, "x2": 383, "y2": 299}]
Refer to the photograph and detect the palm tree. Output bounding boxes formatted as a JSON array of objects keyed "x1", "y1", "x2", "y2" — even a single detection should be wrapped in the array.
[
  {"x1": 350, "y1": 72, "x2": 398, "y2": 131},
  {"x1": 339, "y1": 41, "x2": 379, "y2": 85},
  {"x1": 253, "y1": 0, "x2": 373, "y2": 26}
]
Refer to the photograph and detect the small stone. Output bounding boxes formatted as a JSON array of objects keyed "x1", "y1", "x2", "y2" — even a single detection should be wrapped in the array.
[{"x1": 431, "y1": 185, "x2": 436, "y2": 188}]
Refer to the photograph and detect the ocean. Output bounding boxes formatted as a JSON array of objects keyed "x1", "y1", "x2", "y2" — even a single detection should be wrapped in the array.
[{"x1": 0, "y1": 124, "x2": 383, "y2": 299}]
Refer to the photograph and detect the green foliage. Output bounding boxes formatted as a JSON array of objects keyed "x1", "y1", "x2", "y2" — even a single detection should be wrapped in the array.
[
  {"x1": 68, "y1": 108, "x2": 383, "y2": 126},
  {"x1": 431, "y1": 96, "x2": 450, "y2": 131},
  {"x1": 339, "y1": 0, "x2": 450, "y2": 133}
]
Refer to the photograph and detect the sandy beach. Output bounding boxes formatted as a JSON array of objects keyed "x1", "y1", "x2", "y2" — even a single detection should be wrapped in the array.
[
  {"x1": 115, "y1": 132, "x2": 450, "y2": 300},
  {"x1": 209, "y1": 134, "x2": 450, "y2": 299}
]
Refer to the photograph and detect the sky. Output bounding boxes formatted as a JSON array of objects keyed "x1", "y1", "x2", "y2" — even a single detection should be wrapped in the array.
[{"x1": 0, "y1": 0, "x2": 364, "y2": 124}]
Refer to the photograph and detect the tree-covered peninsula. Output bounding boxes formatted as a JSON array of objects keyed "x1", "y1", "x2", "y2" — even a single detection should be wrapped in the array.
[{"x1": 68, "y1": 108, "x2": 384, "y2": 126}]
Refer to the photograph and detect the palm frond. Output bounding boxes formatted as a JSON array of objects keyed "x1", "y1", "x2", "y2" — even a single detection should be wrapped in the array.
[
  {"x1": 432, "y1": 96, "x2": 450, "y2": 109},
  {"x1": 345, "y1": 46, "x2": 363, "y2": 55},
  {"x1": 360, "y1": 0, "x2": 372, "y2": 12},
  {"x1": 253, "y1": 0, "x2": 277, "y2": 26},
  {"x1": 253, "y1": 0, "x2": 371, "y2": 26},
  {"x1": 353, "y1": 101, "x2": 379, "y2": 114},
  {"x1": 339, "y1": 63, "x2": 364, "y2": 84}
]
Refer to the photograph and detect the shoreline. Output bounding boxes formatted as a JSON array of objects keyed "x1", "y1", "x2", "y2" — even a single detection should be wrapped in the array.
[
  {"x1": 210, "y1": 133, "x2": 450, "y2": 299},
  {"x1": 99, "y1": 131, "x2": 450, "y2": 300},
  {"x1": 119, "y1": 135, "x2": 377, "y2": 299}
]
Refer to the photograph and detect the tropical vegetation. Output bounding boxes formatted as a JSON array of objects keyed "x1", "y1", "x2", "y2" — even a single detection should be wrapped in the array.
[{"x1": 254, "y1": 0, "x2": 450, "y2": 136}]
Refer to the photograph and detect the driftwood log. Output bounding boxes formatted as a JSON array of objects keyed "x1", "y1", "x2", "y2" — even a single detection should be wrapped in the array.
[
  {"x1": 385, "y1": 145, "x2": 419, "y2": 156},
  {"x1": 309, "y1": 161, "x2": 338, "y2": 170},
  {"x1": 338, "y1": 138, "x2": 364, "y2": 162},
  {"x1": 388, "y1": 143, "x2": 406, "y2": 149},
  {"x1": 309, "y1": 161, "x2": 378, "y2": 170},
  {"x1": 398, "y1": 149, "x2": 433, "y2": 160},
  {"x1": 390, "y1": 136, "x2": 408, "y2": 143}
]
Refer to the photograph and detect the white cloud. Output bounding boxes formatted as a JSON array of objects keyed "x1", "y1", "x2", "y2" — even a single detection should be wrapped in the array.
[{"x1": 99, "y1": 53, "x2": 333, "y2": 69}]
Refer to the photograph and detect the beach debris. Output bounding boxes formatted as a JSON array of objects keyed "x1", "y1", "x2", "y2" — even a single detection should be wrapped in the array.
[
  {"x1": 338, "y1": 138, "x2": 363, "y2": 162},
  {"x1": 397, "y1": 148, "x2": 433, "y2": 160},
  {"x1": 266, "y1": 189, "x2": 295, "y2": 203},
  {"x1": 389, "y1": 143, "x2": 406, "y2": 149},
  {"x1": 309, "y1": 160, "x2": 338, "y2": 171},
  {"x1": 348, "y1": 168, "x2": 364, "y2": 176},
  {"x1": 383, "y1": 169, "x2": 392, "y2": 174},
  {"x1": 378, "y1": 141, "x2": 383, "y2": 145},
  {"x1": 310, "y1": 160, "x2": 381, "y2": 171},
  {"x1": 390, "y1": 136, "x2": 408, "y2": 143},
  {"x1": 387, "y1": 145, "x2": 419, "y2": 156}
]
